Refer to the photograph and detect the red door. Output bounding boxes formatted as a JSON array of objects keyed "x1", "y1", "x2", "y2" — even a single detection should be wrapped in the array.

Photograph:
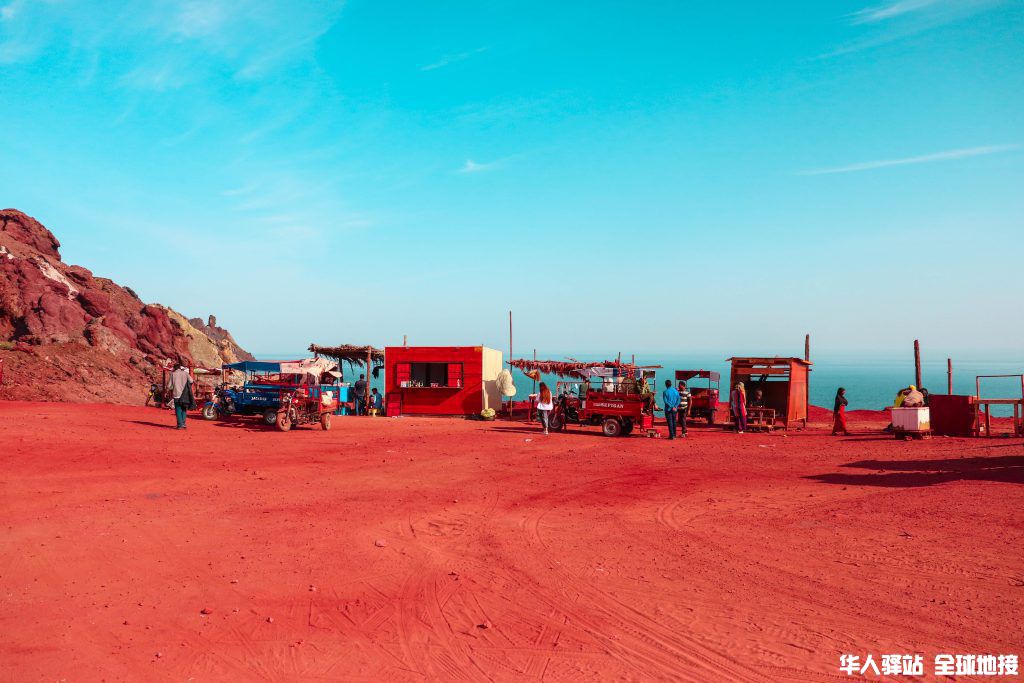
[
  {"x1": 396, "y1": 362, "x2": 411, "y2": 386},
  {"x1": 447, "y1": 363, "x2": 463, "y2": 388}
]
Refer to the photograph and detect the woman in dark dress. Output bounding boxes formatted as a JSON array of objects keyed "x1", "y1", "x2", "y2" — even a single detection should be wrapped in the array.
[{"x1": 832, "y1": 387, "x2": 850, "y2": 436}]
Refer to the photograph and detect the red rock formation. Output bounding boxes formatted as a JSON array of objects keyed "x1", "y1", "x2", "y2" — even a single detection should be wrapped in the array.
[{"x1": 0, "y1": 208, "x2": 254, "y2": 404}]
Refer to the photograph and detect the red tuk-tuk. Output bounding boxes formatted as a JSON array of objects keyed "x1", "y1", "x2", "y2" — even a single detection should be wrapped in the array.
[
  {"x1": 675, "y1": 370, "x2": 720, "y2": 424},
  {"x1": 271, "y1": 358, "x2": 341, "y2": 431},
  {"x1": 549, "y1": 376, "x2": 656, "y2": 437},
  {"x1": 276, "y1": 384, "x2": 338, "y2": 431}
]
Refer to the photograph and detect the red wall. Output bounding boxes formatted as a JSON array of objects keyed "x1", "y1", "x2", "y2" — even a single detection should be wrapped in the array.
[
  {"x1": 930, "y1": 394, "x2": 976, "y2": 437},
  {"x1": 385, "y1": 346, "x2": 484, "y2": 415}
]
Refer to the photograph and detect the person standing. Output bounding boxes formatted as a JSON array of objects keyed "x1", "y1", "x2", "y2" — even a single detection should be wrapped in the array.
[
  {"x1": 832, "y1": 387, "x2": 850, "y2": 436},
  {"x1": 536, "y1": 382, "x2": 554, "y2": 435},
  {"x1": 167, "y1": 360, "x2": 193, "y2": 430},
  {"x1": 731, "y1": 382, "x2": 747, "y2": 433},
  {"x1": 662, "y1": 379, "x2": 681, "y2": 440},
  {"x1": 370, "y1": 387, "x2": 383, "y2": 415},
  {"x1": 353, "y1": 374, "x2": 368, "y2": 415},
  {"x1": 677, "y1": 380, "x2": 691, "y2": 438}
]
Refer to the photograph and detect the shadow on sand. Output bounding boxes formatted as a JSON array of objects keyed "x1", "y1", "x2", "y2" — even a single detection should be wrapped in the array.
[
  {"x1": 488, "y1": 424, "x2": 613, "y2": 439},
  {"x1": 807, "y1": 454, "x2": 1024, "y2": 488},
  {"x1": 124, "y1": 420, "x2": 179, "y2": 430}
]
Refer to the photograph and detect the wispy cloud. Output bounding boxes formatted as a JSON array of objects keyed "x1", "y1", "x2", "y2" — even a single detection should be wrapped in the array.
[
  {"x1": 420, "y1": 47, "x2": 487, "y2": 72},
  {"x1": 821, "y1": 0, "x2": 1005, "y2": 58},
  {"x1": 798, "y1": 144, "x2": 1018, "y2": 176},
  {"x1": 0, "y1": 0, "x2": 24, "y2": 21},
  {"x1": 458, "y1": 159, "x2": 496, "y2": 174},
  {"x1": 171, "y1": 1, "x2": 229, "y2": 38},
  {"x1": 850, "y1": 0, "x2": 939, "y2": 23}
]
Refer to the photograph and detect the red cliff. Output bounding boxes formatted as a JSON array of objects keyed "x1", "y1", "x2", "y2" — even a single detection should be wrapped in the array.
[{"x1": 0, "y1": 209, "x2": 254, "y2": 403}]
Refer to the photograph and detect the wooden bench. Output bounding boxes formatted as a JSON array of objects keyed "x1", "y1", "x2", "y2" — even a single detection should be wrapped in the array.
[{"x1": 746, "y1": 406, "x2": 776, "y2": 431}]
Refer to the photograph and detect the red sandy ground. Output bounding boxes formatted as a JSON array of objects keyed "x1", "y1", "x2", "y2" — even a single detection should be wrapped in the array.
[{"x1": 1, "y1": 402, "x2": 1021, "y2": 682}]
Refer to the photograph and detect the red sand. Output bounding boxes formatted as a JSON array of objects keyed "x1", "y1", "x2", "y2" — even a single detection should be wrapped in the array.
[{"x1": 1, "y1": 401, "x2": 1021, "y2": 681}]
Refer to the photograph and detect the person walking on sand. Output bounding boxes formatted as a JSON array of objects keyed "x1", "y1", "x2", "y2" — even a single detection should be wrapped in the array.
[
  {"x1": 731, "y1": 382, "x2": 747, "y2": 433},
  {"x1": 167, "y1": 360, "x2": 193, "y2": 430},
  {"x1": 662, "y1": 379, "x2": 681, "y2": 440},
  {"x1": 536, "y1": 382, "x2": 554, "y2": 435},
  {"x1": 832, "y1": 387, "x2": 850, "y2": 436},
  {"x1": 677, "y1": 380, "x2": 691, "y2": 438}
]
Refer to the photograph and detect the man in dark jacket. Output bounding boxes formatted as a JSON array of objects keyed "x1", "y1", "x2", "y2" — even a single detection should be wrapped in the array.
[
  {"x1": 353, "y1": 374, "x2": 368, "y2": 415},
  {"x1": 167, "y1": 360, "x2": 193, "y2": 430}
]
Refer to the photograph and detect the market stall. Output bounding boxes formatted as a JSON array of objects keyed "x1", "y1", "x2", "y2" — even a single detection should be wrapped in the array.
[
  {"x1": 309, "y1": 343, "x2": 384, "y2": 414},
  {"x1": 384, "y1": 345, "x2": 502, "y2": 416},
  {"x1": 728, "y1": 357, "x2": 811, "y2": 429}
]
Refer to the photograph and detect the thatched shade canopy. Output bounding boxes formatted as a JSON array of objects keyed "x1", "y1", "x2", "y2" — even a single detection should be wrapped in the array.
[{"x1": 309, "y1": 343, "x2": 384, "y2": 366}]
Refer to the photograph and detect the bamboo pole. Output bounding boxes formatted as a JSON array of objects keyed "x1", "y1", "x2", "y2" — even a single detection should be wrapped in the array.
[
  {"x1": 947, "y1": 358, "x2": 953, "y2": 395},
  {"x1": 914, "y1": 340, "x2": 922, "y2": 389}
]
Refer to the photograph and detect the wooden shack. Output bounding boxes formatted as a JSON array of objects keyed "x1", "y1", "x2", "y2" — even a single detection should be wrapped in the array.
[
  {"x1": 384, "y1": 346, "x2": 503, "y2": 416},
  {"x1": 728, "y1": 357, "x2": 811, "y2": 429}
]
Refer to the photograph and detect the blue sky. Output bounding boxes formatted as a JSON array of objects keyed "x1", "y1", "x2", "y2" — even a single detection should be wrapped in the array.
[{"x1": 2, "y1": 0, "x2": 1022, "y2": 358}]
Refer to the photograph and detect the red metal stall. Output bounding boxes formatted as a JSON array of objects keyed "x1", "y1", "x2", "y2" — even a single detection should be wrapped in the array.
[{"x1": 384, "y1": 346, "x2": 503, "y2": 416}]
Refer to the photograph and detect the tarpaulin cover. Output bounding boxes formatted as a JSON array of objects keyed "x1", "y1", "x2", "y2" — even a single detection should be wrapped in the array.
[{"x1": 279, "y1": 357, "x2": 340, "y2": 378}]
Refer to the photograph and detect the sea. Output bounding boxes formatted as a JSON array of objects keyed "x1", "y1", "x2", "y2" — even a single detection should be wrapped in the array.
[{"x1": 256, "y1": 351, "x2": 1024, "y2": 415}]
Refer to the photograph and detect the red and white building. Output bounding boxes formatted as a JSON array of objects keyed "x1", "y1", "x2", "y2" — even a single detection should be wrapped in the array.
[{"x1": 384, "y1": 345, "x2": 503, "y2": 416}]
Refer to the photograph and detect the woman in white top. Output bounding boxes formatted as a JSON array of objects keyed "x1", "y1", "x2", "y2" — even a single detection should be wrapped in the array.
[{"x1": 536, "y1": 382, "x2": 554, "y2": 435}]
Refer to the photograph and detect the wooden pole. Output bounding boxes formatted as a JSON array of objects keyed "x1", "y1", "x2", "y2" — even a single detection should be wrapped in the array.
[
  {"x1": 914, "y1": 339, "x2": 922, "y2": 388},
  {"x1": 532, "y1": 348, "x2": 537, "y2": 395},
  {"x1": 804, "y1": 334, "x2": 810, "y2": 425},
  {"x1": 366, "y1": 348, "x2": 372, "y2": 415},
  {"x1": 947, "y1": 358, "x2": 953, "y2": 395},
  {"x1": 509, "y1": 311, "x2": 513, "y2": 421},
  {"x1": 403, "y1": 334, "x2": 407, "y2": 347}
]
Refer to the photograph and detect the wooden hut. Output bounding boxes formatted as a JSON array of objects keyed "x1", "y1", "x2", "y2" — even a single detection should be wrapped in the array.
[{"x1": 728, "y1": 357, "x2": 811, "y2": 429}]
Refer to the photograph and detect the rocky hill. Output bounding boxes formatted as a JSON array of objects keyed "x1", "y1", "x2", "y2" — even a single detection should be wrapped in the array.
[{"x1": 0, "y1": 209, "x2": 253, "y2": 404}]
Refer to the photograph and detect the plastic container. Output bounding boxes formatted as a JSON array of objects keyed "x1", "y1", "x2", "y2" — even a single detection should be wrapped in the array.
[{"x1": 892, "y1": 407, "x2": 930, "y2": 432}]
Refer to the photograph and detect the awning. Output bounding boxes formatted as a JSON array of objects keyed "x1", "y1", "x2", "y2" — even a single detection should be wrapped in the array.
[
  {"x1": 675, "y1": 370, "x2": 720, "y2": 381},
  {"x1": 224, "y1": 360, "x2": 285, "y2": 373}
]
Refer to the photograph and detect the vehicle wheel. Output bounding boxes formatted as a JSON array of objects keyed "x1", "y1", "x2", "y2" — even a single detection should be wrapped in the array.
[
  {"x1": 320, "y1": 413, "x2": 332, "y2": 431},
  {"x1": 276, "y1": 411, "x2": 292, "y2": 432},
  {"x1": 201, "y1": 404, "x2": 218, "y2": 421},
  {"x1": 602, "y1": 418, "x2": 623, "y2": 437},
  {"x1": 622, "y1": 419, "x2": 634, "y2": 435},
  {"x1": 549, "y1": 413, "x2": 564, "y2": 431},
  {"x1": 707, "y1": 410, "x2": 715, "y2": 425},
  {"x1": 263, "y1": 408, "x2": 278, "y2": 425}
]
